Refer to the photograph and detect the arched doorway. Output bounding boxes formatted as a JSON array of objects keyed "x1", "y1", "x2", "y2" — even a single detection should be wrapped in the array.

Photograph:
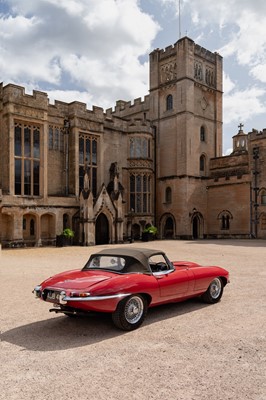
[
  {"x1": 164, "y1": 216, "x2": 174, "y2": 238},
  {"x1": 23, "y1": 214, "x2": 37, "y2": 244},
  {"x1": 95, "y1": 213, "x2": 109, "y2": 245},
  {"x1": 192, "y1": 215, "x2": 200, "y2": 239}
]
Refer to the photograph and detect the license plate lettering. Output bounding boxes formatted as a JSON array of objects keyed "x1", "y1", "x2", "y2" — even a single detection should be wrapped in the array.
[{"x1": 47, "y1": 291, "x2": 60, "y2": 302}]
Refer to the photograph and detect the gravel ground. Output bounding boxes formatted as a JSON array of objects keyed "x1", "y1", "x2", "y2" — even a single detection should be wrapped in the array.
[{"x1": 0, "y1": 240, "x2": 266, "y2": 400}]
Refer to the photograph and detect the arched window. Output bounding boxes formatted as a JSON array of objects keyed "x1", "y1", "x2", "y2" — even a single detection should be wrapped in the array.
[
  {"x1": 30, "y1": 218, "x2": 35, "y2": 235},
  {"x1": 222, "y1": 215, "x2": 230, "y2": 230},
  {"x1": 200, "y1": 126, "x2": 205, "y2": 141},
  {"x1": 218, "y1": 211, "x2": 232, "y2": 230},
  {"x1": 165, "y1": 187, "x2": 172, "y2": 203},
  {"x1": 200, "y1": 155, "x2": 206, "y2": 172},
  {"x1": 130, "y1": 173, "x2": 151, "y2": 213},
  {"x1": 166, "y1": 94, "x2": 173, "y2": 111}
]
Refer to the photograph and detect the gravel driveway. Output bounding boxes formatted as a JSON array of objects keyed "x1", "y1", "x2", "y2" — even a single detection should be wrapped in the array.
[{"x1": 1, "y1": 240, "x2": 265, "y2": 400}]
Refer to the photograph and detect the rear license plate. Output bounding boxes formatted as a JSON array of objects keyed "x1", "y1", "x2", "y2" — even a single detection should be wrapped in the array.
[{"x1": 46, "y1": 290, "x2": 61, "y2": 303}]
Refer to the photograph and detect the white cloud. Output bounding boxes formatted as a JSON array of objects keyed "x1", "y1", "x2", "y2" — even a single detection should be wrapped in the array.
[
  {"x1": 223, "y1": 73, "x2": 235, "y2": 94},
  {"x1": 223, "y1": 87, "x2": 266, "y2": 124},
  {"x1": 47, "y1": 89, "x2": 94, "y2": 107},
  {"x1": 0, "y1": 0, "x2": 160, "y2": 107}
]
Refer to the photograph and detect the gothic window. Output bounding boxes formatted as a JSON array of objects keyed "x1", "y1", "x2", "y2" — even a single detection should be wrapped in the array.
[
  {"x1": 194, "y1": 62, "x2": 202, "y2": 80},
  {"x1": 48, "y1": 126, "x2": 64, "y2": 151},
  {"x1": 129, "y1": 137, "x2": 150, "y2": 158},
  {"x1": 200, "y1": 126, "x2": 205, "y2": 142},
  {"x1": 79, "y1": 134, "x2": 98, "y2": 197},
  {"x1": 165, "y1": 187, "x2": 172, "y2": 203},
  {"x1": 166, "y1": 94, "x2": 173, "y2": 111},
  {"x1": 200, "y1": 154, "x2": 206, "y2": 173},
  {"x1": 218, "y1": 211, "x2": 232, "y2": 230},
  {"x1": 14, "y1": 122, "x2": 40, "y2": 196},
  {"x1": 130, "y1": 173, "x2": 151, "y2": 213},
  {"x1": 222, "y1": 215, "x2": 230, "y2": 230}
]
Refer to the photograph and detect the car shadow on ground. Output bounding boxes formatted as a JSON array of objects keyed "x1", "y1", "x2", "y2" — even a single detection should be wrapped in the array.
[{"x1": 1, "y1": 299, "x2": 210, "y2": 352}]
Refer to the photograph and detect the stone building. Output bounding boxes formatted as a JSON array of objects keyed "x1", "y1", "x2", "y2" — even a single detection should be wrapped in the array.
[{"x1": 1, "y1": 36, "x2": 266, "y2": 247}]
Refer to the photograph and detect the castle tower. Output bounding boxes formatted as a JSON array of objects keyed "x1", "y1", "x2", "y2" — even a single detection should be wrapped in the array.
[{"x1": 149, "y1": 37, "x2": 223, "y2": 239}]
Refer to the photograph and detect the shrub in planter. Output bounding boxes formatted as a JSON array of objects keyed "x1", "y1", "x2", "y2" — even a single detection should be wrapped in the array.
[
  {"x1": 56, "y1": 228, "x2": 74, "y2": 247},
  {"x1": 142, "y1": 225, "x2": 157, "y2": 241}
]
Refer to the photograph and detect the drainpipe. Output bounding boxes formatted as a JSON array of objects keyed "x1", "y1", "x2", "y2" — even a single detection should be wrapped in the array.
[
  {"x1": 64, "y1": 119, "x2": 70, "y2": 196},
  {"x1": 252, "y1": 147, "x2": 259, "y2": 238}
]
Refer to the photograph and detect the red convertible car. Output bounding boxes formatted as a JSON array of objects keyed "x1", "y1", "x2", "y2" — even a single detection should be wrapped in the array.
[{"x1": 33, "y1": 247, "x2": 229, "y2": 331}]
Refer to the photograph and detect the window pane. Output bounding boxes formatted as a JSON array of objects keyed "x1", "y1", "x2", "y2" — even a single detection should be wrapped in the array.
[
  {"x1": 136, "y1": 175, "x2": 141, "y2": 192},
  {"x1": 33, "y1": 128, "x2": 40, "y2": 158},
  {"x1": 33, "y1": 161, "x2": 39, "y2": 195},
  {"x1": 130, "y1": 194, "x2": 135, "y2": 211},
  {"x1": 92, "y1": 140, "x2": 97, "y2": 165},
  {"x1": 143, "y1": 193, "x2": 147, "y2": 212},
  {"x1": 143, "y1": 175, "x2": 147, "y2": 192},
  {"x1": 24, "y1": 127, "x2": 31, "y2": 157},
  {"x1": 143, "y1": 139, "x2": 148, "y2": 158},
  {"x1": 15, "y1": 159, "x2": 22, "y2": 194},
  {"x1": 130, "y1": 175, "x2": 135, "y2": 192},
  {"x1": 24, "y1": 159, "x2": 31, "y2": 195},
  {"x1": 167, "y1": 95, "x2": 173, "y2": 110},
  {"x1": 135, "y1": 138, "x2": 141, "y2": 158},
  {"x1": 136, "y1": 193, "x2": 141, "y2": 212},
  {"x1": 200, "y1": 156, "x2": 205, "y2": 171},
  {"x1": 130, "y1": 139, "x2": 134, "y2": 158},
  {"x1": 54, "y1": 128, "x2": 59, "y2": 150},
  {"x1": 15, "y1": 125, "x2": 22, "y2": 156},
  {"x1": 79, "y1": 166, "x2": 84, "y2": 193},
  {"x1": 86, "y1": 138, "x2": 90, "y2": 163},
  {"x1": 49, "y1": 127, "x2": 53, "y2": 150},
  {"x1": 79, "y1": 138, "x2": 84, "y2": 164},
  {"x1": 60, "y1": 128, "x2": 64, "y2": 151}
]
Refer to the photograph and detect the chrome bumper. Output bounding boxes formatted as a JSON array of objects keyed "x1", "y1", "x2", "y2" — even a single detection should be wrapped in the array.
[
  {"x1": 63, "y1": 293, "x2": 130, "y2": 302},
  {"x1": 33, "y1": 286, "x2": 130, "y2": 305}
]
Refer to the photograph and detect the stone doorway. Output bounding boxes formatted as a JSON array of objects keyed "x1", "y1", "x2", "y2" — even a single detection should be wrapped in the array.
[
  {"x1": 192, "y1": 215, "x2": 200, "y2": 239},
  {"x1": 95, "y1": 213, "x2": 109, "y2": 245}
]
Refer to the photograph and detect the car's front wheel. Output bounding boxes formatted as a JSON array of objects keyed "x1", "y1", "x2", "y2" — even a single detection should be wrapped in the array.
[
  {"x1": 112, "y1": 295, "x2": 148, "y2": 331},
  {"x1": 202, "y1": 277, "x2": 224, "y2": 304}
]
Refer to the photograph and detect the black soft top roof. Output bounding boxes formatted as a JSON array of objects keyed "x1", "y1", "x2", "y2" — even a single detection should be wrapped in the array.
[{"x1": 89, "y1": 247, "x2": 165, "y2": 273}]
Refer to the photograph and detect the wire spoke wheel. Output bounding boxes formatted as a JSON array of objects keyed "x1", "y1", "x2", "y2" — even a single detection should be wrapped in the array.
[
  {"x1": 209, "y1": 278, "x2": 222, "y2": 299},
  {"x1": 202, "y1": 277, "x2": 224, "y2": 304},
  {"x1": 112, "y1": 294, "x2": 148, "y2": 331},
  {"x1": 124, "y1": 296, "x2": 144, "y2": 324}
]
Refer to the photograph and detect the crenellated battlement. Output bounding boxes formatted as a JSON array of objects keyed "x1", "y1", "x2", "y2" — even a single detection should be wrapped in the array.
[
  {"x1": 1, "y1": 83, "x2": 49, "y2": 109},
  {"x1": 194, "y1": 44, "x2": 221, "y2": 63},
  {"x1": 249, "y1": 128, "x2": 266, "y2": 141},
  {"x1": 113, "y1": 95, "x2": 150, "y2": 113}
]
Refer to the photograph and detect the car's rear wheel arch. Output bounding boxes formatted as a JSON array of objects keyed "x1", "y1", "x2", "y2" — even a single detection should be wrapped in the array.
[
  {"x1": 112, "y1": 293, "x2": 148, "y2": 331},
  {"x1": 139, "y1": 293, "x2": 152, "y2": 306}
]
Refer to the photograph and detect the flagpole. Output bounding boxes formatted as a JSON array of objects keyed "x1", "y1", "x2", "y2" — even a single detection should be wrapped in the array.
[{"x1": 179, "y1": 0, "x2": 181, "y2": 39}]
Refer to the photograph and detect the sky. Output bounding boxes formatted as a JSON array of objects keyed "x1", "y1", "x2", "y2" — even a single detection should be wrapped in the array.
[{"x1": 1, "y1": 0, "x2": 266, "y2": 154}]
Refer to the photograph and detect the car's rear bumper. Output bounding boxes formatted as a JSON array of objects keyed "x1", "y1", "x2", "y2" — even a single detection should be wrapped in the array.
[{"x1": 33, "y1": 285, "x2": 130, "y2": 311}]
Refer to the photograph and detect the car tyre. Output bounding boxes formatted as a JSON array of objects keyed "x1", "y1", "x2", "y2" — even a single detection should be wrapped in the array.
[
  {"x1": 112, "y1": 295, "x2": 147, "y2": 331},
  {"x1": 202, "y1": 277, "x2": 224, "y2": 304}
]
